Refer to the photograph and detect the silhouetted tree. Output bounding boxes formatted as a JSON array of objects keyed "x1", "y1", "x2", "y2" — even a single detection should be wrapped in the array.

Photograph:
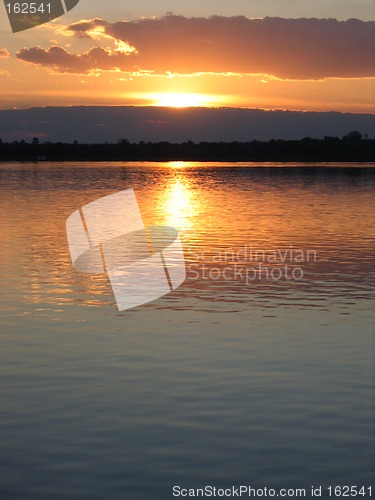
[
  {"x1": 117, "y1": 138, "x2": 130, "y2": 145},
  {"x1": 0, "y1": 134, "x2": 374, "y2": 162},
  {"x1": 343, "y1": 131, "x2": 363, "y2": 141}
]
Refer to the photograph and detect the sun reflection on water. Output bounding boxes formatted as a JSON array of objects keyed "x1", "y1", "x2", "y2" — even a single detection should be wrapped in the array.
[
  {"x1": 167, "y1": 161, "x2": 188, "y2": 169},
  {"x1": 154, "y1": 165, "x2": 204, "y2": 232},
  {"x1": 162, "y1": 179, "x2": 194, "y2": 230}
]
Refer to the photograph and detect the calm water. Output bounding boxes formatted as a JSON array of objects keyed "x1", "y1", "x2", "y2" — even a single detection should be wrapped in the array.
[{"x1": 0, "y1": 162, "x2": 374, "y2": 499}]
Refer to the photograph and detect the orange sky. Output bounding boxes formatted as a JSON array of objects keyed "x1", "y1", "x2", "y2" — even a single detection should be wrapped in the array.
[{"x1": 0, "y1": 13, "x2": 374, "y2": 112}]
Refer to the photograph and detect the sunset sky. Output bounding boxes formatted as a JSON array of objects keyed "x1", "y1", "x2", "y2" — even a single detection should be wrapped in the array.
[{"x1": 0, "y1": 0, "x2": 374, "y2": 113}]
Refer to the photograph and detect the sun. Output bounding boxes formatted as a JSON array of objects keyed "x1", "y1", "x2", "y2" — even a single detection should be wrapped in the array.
[{"x1": 149, "y1": 93, "x2": 221, "y2": 108}]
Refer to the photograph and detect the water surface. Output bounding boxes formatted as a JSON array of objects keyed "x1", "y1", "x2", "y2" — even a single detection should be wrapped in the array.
[{"x1": 1, "y1": 162, "x2": 374, "y2": 499}]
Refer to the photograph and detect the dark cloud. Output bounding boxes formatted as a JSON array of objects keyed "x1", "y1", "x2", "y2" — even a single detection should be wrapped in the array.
[
  {"x1": 16, "y1": 46, "x2": 132, "y2": 74},
  {"x1": 1, "y1": 106, "x2": 374, "y2": 142},
  {"x1": 17, "y1": 16, "x2": 375, "y2": 79}
]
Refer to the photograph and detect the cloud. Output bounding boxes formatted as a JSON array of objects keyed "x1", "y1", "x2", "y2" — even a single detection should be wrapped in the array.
[
  {"x1": 17, "y1": 15, "x2": 375, "y2": 79},
  {"x1": 0, "y1": 48, "x2": 10, "y2": 76},
  {"x1": 64, "y1": 17, "x2": 109, "y2": 39},
  {"x1": 16, "y1": 46, "x2": 133, "y2": 74},
  {"x1": 1, "y1": 106, "x2": 374, "y2": 143}
]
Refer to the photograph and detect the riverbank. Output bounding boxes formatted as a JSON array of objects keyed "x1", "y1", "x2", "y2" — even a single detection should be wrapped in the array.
[{"x1": 0, "y1": 134, "x2": 374, "y2": 162}]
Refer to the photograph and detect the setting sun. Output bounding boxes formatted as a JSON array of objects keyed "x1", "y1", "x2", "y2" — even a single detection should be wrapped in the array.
[{"x1": 149, "y1": 93, "x2": 222, "y2": 108}]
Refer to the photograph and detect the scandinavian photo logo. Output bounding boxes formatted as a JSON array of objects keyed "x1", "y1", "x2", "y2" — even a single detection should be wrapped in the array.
[
  {"x1": 4, "y1": 0, "x2": 80, "y2": 33},
  {"x1": 66, "y1": 189, "x2": 186, "y2": 311}
]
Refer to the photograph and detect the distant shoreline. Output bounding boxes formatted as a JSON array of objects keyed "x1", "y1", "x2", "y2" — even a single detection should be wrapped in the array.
[{"x1": 0, "y1": 134, "x2": 374, "y2": 162}]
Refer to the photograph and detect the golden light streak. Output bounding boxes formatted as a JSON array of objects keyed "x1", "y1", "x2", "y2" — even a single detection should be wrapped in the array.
[
  {"x1": 147, "y1": 93, "x2": 225, "y2": 108},
  {"x1": 163, "y1": 179, "x2": 194, "y2": 228},
  {"x1": 154, "y1": 168, "x2": 204, "y2": 232}
]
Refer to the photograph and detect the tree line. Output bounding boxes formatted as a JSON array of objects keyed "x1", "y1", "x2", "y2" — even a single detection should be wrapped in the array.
[{"x1": 0, "y1": 131, "x2": 373, "y2": 162}]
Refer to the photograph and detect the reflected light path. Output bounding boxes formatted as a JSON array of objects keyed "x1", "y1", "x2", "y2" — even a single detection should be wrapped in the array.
[
  {"x1": 156, "y1": 164, "x2": 204, "y2": 232},
  {"x1": 163, "y1": 180, "x2": 193, "y2": 229}
]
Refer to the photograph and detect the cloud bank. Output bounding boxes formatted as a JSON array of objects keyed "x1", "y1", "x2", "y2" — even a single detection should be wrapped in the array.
[
  {"x1": 16, "y1": 15, "x2": 375, "y2": 79},
  {"x1": 16, "y1": 46, "x2": 132, "y2": 74},
  {"x1": 0, "y1": 48, "x2": 10, "y2": 57},
  {"x1": 1, "y1": 107, "x2": 375, "y2": 143}
]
